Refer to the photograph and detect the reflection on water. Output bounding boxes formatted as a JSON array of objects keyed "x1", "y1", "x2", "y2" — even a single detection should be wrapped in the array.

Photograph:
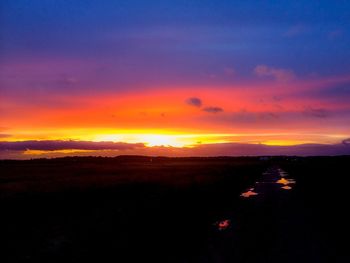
[
  {"x1": 214, "y1": 166, "x2": 296, "y2": 231},
  {"x1": 276, "y1": 169, "x2": 296, "y2": 190},
  {"x1": 242, "y1": 167, "x2": 296, "y2": 197},
  {"x1": 240, "y1": 189, "x2": 258, "y2": 198},
  {"x1": 215, "y1": 219, "x2": 231, "y2": 231},
  {"x1": 276, "y1": 178, "x2": 296, "y2": 185}
]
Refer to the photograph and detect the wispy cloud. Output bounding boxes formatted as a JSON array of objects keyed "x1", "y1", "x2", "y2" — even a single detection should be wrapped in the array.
[
  {"x1": 254, "y1": 65, "x2": 295, "y2": 82},
  {"x1": 203, "y1": 106, "x2": 224, "y2": 113},
  {"x1": 302, "y1": 107, "x2": 329, "y2": 118}
]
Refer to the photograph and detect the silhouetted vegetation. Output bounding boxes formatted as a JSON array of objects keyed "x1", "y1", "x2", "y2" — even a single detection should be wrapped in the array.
[{"x1": 0, "y1": 156, "x2": 349, "y2": 262}]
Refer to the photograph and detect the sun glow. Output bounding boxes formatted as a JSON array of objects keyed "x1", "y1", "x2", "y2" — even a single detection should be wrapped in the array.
[
  {"x1": 92, "y1": 132, "x2": 344, "y2": 147},
  {"x1": 94, "y1": 133, "x2": 204, "y2": 147},
  {"x1": 2, "y1": 128, "x2": 347, "y2": 148},
  {"x1": 138, "y1": 135, "x2": 186, "y2": 147},
  {"x1": 93, "y1": 132, "x2": 244, "y2": 147}
]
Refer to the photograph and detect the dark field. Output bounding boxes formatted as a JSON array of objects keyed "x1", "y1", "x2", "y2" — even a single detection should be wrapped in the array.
[{"x1": 1, "y1": 156, "x2": 349, "y2": 262}]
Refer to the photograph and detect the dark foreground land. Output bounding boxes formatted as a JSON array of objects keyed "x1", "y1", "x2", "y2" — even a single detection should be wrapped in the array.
[{"x1": 0, "y1": 156, "x2": 349, "y2": 262}]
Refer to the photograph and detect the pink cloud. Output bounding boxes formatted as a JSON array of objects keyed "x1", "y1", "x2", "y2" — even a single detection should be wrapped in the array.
[{"x1": 254, "y1": 65, "x2": 295, "y2": 82}]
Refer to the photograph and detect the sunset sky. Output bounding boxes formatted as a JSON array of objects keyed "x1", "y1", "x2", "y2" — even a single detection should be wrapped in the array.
[{"x1": 1, "y1": 0, "x2": 350, "y2": 158}]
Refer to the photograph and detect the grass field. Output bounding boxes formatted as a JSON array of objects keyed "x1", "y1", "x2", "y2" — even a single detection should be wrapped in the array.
[{"x1": 1, "y1": 156, "x2": 349, "y2": 262}]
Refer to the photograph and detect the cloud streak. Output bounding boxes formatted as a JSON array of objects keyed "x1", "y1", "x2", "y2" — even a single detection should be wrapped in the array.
[
  {"x1": 254, "y1": 65, "x2": 295, "y2": 82},
  {"x1": 302, "y1": 107, "x2": 329, "y2": 118},
  {"x1": 342, "y1": 138, "x2": 350, "y2": 145},
  {"x1": 0, "y1": 140, "x2": 145, "y2": 151},
  {"x1": 203, "y1": 107, "x2": 224, "y2": 114},
  {"x1": 1, "y1": 140, "x2": 350, "y2": 159}
]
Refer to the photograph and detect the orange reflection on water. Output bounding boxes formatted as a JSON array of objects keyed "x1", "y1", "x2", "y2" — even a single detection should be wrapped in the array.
[
  {"x1": 281, "y1": 185, "x2": 292, "y2": 190},
  {"x1": 216, "y1": 219, "x2": 231, "y2": 231},
  {"x1": 240, "y1": 190, "x2": 258, "y2": 198},
  {"x1": 276, "y1": 178, "x2": 295, "y2": 185}
]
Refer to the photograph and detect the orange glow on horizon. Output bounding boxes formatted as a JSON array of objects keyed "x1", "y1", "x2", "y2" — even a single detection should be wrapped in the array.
[
  {"x1": 2, "y1": 129, "x2": 347, "y2": 148},
  {"x1": 2, "y1": 82, "x2": 350, "y2": 149}
]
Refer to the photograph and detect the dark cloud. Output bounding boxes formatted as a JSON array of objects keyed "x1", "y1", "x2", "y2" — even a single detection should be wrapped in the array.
[
  {"x1": 1, "y1": 140, "x2": 350, "y2": 159},
  {"x1": 0, "y1": 140, "x2": 145, "y2": 151},
  {"x1": 303, "y1": 107, "x2": 329, "y2": 118},
  {"x1": 203, "y1": 106, "x2": 223, "y2": 113},
  {"x1": 186, "y1": 98, "x2": 224, "y2": 114},
  {"x1": 342, "y1": 138, "x2": 350, "y2": 145},
  {"x1": 173, "y1": 142, "x2": 350, "y2": 156},
  {"x1": 186, "y1": 97, "x2": 202, "y2": 107}
]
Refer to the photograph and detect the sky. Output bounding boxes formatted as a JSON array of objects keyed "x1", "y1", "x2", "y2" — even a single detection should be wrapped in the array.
[{"x1": 1, "y1": 0, "x2": 350, "y2": 158}]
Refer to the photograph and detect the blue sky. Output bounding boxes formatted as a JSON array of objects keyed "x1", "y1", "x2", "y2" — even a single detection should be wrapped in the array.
[{"x1": 2, "y1": 0, "x2": 349, "y2": 83}]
